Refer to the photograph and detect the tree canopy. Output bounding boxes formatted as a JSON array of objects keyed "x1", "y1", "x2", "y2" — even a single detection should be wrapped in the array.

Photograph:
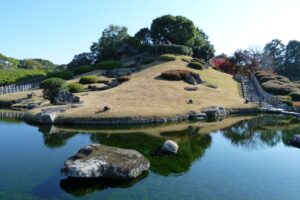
[{"x1": 92, "y1": 25, "x2": 130, "y2": 61}]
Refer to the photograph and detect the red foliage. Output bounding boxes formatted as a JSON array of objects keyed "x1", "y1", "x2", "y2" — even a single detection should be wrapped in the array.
[{"x1": 210, "y1": 57, "x2": 235, "y2": 75}]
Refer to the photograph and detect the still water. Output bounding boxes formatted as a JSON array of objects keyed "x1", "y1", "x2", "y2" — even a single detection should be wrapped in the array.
[{"x1": 0, "y1": 110, "x2": 300, "y2": 200}]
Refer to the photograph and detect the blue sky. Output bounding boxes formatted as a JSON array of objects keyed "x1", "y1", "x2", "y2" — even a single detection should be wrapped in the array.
[{"x1": 1, "y1": 0, "x2": 299, "y2": 64}]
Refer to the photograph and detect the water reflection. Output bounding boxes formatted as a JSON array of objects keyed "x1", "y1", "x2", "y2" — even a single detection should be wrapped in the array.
[
  {"x1": 38, "y1": 126, "x2": 78, "y2": 148},
  {"x1": 60, "y1": 174, "x2": 148, "y2": 197},
  {"x1": 0, "y1": 109, "x2": 24, "y2": 124},
  {"x1": 222, "y1": 115, "x2": 300, "y2": 149}
]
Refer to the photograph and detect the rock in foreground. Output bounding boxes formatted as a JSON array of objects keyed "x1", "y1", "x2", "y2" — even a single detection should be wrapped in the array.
[{"x1": 61, "y1": 144, "x2": 150, "y2": 179}]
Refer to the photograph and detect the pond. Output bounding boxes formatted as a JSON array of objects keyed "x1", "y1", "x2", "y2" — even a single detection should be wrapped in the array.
[{"x1": 1, "y1": 110, "x2": 300, "y2": 200}]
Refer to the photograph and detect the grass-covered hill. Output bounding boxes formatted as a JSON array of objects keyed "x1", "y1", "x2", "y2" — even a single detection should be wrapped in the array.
[{"x1": 23, "y1": 55, "x2": 254, "y2": 124}]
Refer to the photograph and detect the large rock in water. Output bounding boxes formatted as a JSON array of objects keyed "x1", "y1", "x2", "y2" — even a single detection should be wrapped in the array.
[{"x1": 61, "y1": 144, "x2": 150, "y2": 179}]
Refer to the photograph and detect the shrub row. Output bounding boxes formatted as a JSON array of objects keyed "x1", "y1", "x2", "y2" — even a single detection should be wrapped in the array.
[
  {"x1": 72, "y1": 65, "x2": 94, "y2": 75},
  {"x1": 161, "y1": 70, "x2": 195, "y2": 81},
  {"x1": 160, "y1": 54, "x2": 176, "y2": 61},
  {"x1": 96, "y1": 60, "x2": 122, "y2": 70},
  {"x1": 255, "y1": 71, "x2": 299, "y2": 96},
  {"x1": 47, "y1": 71, "x2": 74, "y2": 80},
  {"x1": 79, "y1": 76, "x2": 98, "y2": 84},
  {"x1": 147, "y1": 44, "x2": 193, "y2": 56},
  {"x1": 142, "y1": 57, "x2": 156, "y2": 65},
  {"x1": 68, "y1": 83, "x2": 84, "y2": 93},
  {"x1": 187, "y1": 62, "x2": 203, "y2": 70},
  {"x1": 0, "y1": 69, "x2": 46, "y2": 85}
]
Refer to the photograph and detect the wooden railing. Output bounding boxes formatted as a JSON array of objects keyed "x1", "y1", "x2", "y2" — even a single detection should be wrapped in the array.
[
  {"x1": 0, "y1": 78, "x2": 43, "y2": 95},
  {"x1": 250, "y1": 73, "x2": 281, "y2": 106}
]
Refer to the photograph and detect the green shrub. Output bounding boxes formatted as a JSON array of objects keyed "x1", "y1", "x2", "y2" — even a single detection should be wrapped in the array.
[
  {"x1": 181, "y1": 58, "x2": 191, "y2": 63},
  {"x1": 187, "y1": 62, "x2": 204, "y2": 70},
  {"x1": 278, "y1": 95, "x2": 293, "y2": 107},
  {"x1": 262, "y1": 80, "x2": 298, "y2": 95},
  {"x1": 72, "y1": 65, "x2": 94, "y2": 75},
  {"x1": 40, "y1": 78, "x2": 68, "y2": 103},
  {"x1": 161, "y1": 70, "x2": 195, "y2": 81},
  {"x1": 79, "y1": 76, "x2": 98, "y2": 84},
  {"x1": 116, "y1": 76, "x2": 131, "y2": 83},
  {"x1": 191, "y1": 58, "x2": 205, "y2": 64},
  {"x1": 147, "y1": 44, "x2": 193, "y2": 56},
  {"x1": 96, "y1": 60, "x2": 122, "y2": 70},
  {"x1": 0, "y1": 69, "x2": 46, "y2": 85},
  {"x1": 68, "y1": 83, "x2": 84, "y2": 93},
  {"x1": 47, "y1": 71, "x2": 74, "y2": 80},
  {"x1": 160, "y1": 54, "x2": 176, "y2": 61},
  {"x1": 142, "y1": 57, "x2": 155, "y2": 65},
  {"x1": 289, "y1": 92, "x2": 300, "y2": 101}
]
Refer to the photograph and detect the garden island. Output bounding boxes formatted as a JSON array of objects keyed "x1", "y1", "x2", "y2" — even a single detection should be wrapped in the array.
[{"x1": 1, "y1": 10, "x2": 300, "y2": 200}]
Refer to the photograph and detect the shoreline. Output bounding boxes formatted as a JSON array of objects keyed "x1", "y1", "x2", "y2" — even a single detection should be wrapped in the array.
[{"x1": 23, "y1": 107, "x2": 263, "y2": 126}]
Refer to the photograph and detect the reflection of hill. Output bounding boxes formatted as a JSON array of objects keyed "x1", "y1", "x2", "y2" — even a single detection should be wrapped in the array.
[
  {"x1": 222, "y1": 115, "x2": 300, "y2": 149},
  {"x1": 90, "y1": 131, "x2": 211, "y2": 176}
]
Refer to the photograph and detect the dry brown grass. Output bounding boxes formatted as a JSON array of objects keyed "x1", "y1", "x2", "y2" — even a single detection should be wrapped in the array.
[
  {"x1": 55, "y1": 57, "x2": 254, "y2": 121},
  {"x1": 5, "y1": 55, "x2": 254, "y2": 122}
]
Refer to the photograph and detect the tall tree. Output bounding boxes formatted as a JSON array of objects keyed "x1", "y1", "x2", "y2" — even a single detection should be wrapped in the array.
[
  {"x1": 282, "y1": 40, "x2": 300, "y2": 80},
  {"x1": 134, "y1": 27, "x2": 151, "y2": 45},
  {"x1": 92, "y1": 25, "x2": 130, "y2": 61},
  {"x1": 192, "y1": 28, "x2": 215, "y2": 60},
  {"x1": 262, "y1": 39, "x2": 286, "y2": 71},
  {"x1": 150, "y1": 15, "x2": 196, "y2": 46}
]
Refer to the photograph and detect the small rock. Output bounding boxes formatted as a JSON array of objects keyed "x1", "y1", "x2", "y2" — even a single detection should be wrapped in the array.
[
  {"x1": 184, "y1": 86, "x2": 198, "y2": 91},
  {"x1": 161, "y1": 140, "x2": 179, "y2": 154},
  {"x1": 61, "y1": 144, "x2": 150, "y2": 179}
]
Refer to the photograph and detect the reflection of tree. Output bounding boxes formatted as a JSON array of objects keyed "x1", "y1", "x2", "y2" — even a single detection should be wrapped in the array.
[
  {"x1": 222, "y1": 119, "x2": 280, "y2": 149},
  {"x1": 38, "y1": 126, "x2": 77, "y2": 148},
  {"x1": 60, "y1": 174, "x2": 148, "y2": 197},
  {"x1": 90, "y1": 131, "x2": 211, "y2": 176},
  {"x1": 222, "y1": 115, "x2": 300, "y2": 149}
]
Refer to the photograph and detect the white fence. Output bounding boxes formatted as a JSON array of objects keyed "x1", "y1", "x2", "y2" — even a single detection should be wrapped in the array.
[{"x1": 0, "y1": 78, "x2": 43, "y2": 95}]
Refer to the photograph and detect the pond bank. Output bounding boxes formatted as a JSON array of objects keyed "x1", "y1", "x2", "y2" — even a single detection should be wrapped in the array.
[{"x1": 23, "y1": 106, "x2": 263, "y2": 126}]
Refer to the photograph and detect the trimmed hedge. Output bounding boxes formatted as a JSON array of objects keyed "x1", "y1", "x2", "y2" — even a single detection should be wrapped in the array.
[
  {"x1": 116, "y1": 76, "x2": 131, "y2": 83},
  {"x1": 96, "y1": 60, "x2": 122, "y2": 70},
  {"x1": 79, "y1": 76, "x2": 98, "y2": 84},
  {"x1": 161, "y1": 70, "x2": 195, "y2": 81},
  {"x1": 187, "y1": 62, "x2": 204, "y2": 70},
  {"x1": 72, "y1": 65, "x2": 94, "y2": 75},
  {"x1": 261, "y1": 80, "x2": 297, "y2": 95},
  {"x1": 255, "y1": 70, "x2": 299, "y2": 96},
  {"x1": 278, "y1": 95, "x2": 293, "y2": 107},
  {"x1": 160, "y1": 54, "x2": 176, "y2": 61},
  {"x1": 142, "y1": 57, "x2": 155, "y2": 65},
  {"x1": 0, "y1": 69, "x2": 46, "y2": 85},
  {"x1": 289, "y1": 92, "x2": 300, "y2": 101},
  {"x1": 68, "y1": 83, "x2": 84, "y2": 93},
  {"x1": 47, "y1": 71, "x2": 74, "y2": 80},
  {"x1": 181, "y1": 58, "x2": 191, "y2": 63},
  {"x1": 147, "y1": 44, "x2": 193, "y2": 56}
]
